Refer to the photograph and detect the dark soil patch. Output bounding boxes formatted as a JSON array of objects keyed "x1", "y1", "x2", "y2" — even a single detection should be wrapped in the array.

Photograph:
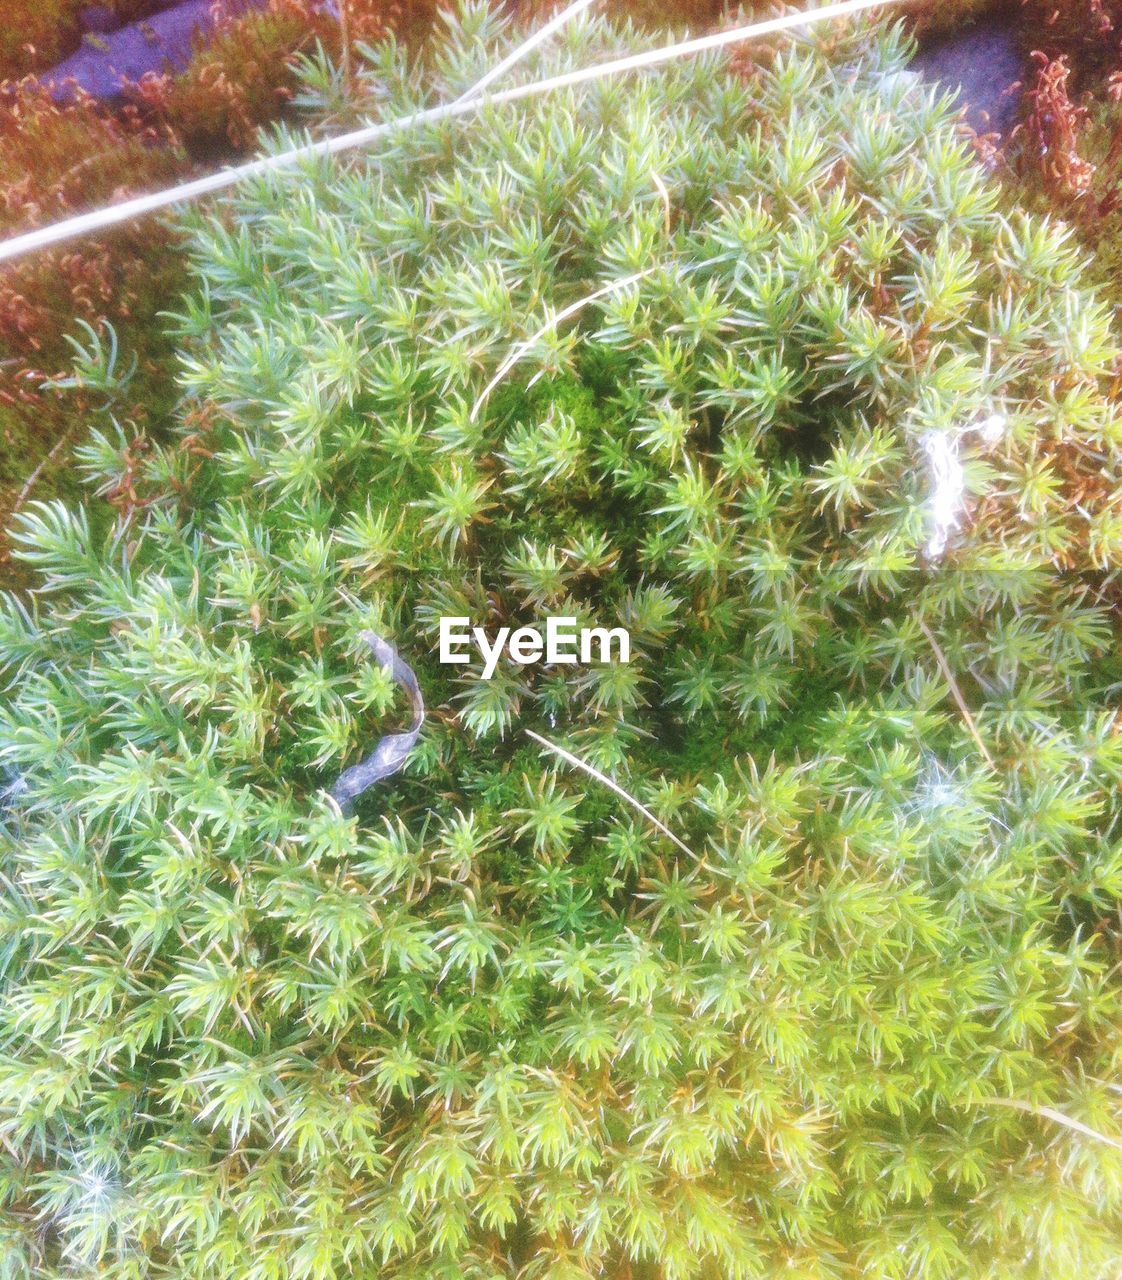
[
  {"x1": 40, "y1": 0, "x2": 266, "y2": 102},
  {"x1": 912, "y1": 10, "x2": 1028, "y2": 136}
]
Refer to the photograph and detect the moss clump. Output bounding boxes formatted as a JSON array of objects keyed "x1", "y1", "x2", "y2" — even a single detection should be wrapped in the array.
[
  {"x1": 0, "y1": 0, "x2": 90, "y2": 80},
  {"x1": 1, "y1": 5, "x2": 1122, "y2": 1277}
]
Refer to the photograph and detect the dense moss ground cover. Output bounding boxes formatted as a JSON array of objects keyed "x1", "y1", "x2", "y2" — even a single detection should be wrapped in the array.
[
  {"x1": 0, "y1": 2, "x2": 1035, "y2": 584},
  {"x1": 0, "y1": 6, "x2": 1121, "y2": 1277}
]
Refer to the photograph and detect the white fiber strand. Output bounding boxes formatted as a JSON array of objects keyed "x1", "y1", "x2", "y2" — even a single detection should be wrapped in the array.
[
  {"x1": 471, "y1": 265, "x2": 656, "y2": 421},
  {"x1": 920, "y1": 431, "x2": 965, "y2": 560},
  {"x1": 921, "y1": 412, "x2": 1006, "y2": 560}
]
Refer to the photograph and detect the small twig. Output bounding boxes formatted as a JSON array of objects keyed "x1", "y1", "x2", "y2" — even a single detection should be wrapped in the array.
[
  {"x1": 454, "y1": 0, "x2": 599, "y2": 105},
  {"x1": 471, "y1": 251, "x2": 729, "y2": 423},
  {"x1": 11, "y1": 430, "x2": 73, "y2": 516},
  {"x1": 471, "y1": 267, "x2": 656, "y2": 421},
  {"x1": 651, "y1": 170, "x2": 672, "y2": 235},
  {"x1": 526, "y1": 728, "x2": 698, "y2": 860},
  {"x1": 916, "y1": 617, "x2": 996, "y2": 770},
  {"x1": 966, "y1": 1096, "x2": 1122, "y2": 1154}
]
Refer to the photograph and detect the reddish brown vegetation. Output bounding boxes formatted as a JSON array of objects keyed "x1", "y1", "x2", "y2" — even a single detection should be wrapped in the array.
[
  {"x1": 0, "y1": 1, "x2": 441, "y2": 576},
  {"x1": 1021, "y1": 0, "x2": 1122, "y2": 76},
  {"x1": 0, "y1": 1, "x2": 168, "y2": 82},
  {"x1": 991, "y1": 0, "x2": 1122, "y2": 342},
  {"x1": 0, "y1": 86, "x2": 187, "y2": 572},
  {"x1": 0, "y1": 86, "x2": 183, "y2": 342},
  {"x1": 1017, "y1": 53, "x2": 1095, "y2": 203},
  {"x1": 136, "y1": 0, "x2": 439, "y2": 151}
]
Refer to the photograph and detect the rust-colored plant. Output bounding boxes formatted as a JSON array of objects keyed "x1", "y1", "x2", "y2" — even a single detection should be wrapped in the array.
[
  {"x1": 134, "y1": 0, "x2": 439, "y2": 152},
  {"x1": 0, "y1": 0, "x2": 167, "y2": 81},
  {"x1": 1016, "y1": 52, "x2": 1096, "y2": 203},
  {"x1": 0, "y1": 85, "x2": 185, "y2": 370},
  {"x1": 1020, "y1": 0, "x2": 1122, "y2": 77},
  {"x1": 0, "y1": 84, "x2": 186, "y2": 572},
  {"x1": 0, "y1": 0, "x2": 87, "y2": 81},
  {"x1": 1013, "y1": 45, "x2": 1122, "y2": 234}
]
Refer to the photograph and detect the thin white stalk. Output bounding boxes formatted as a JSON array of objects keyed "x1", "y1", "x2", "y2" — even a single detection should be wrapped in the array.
[
  {"x1": 471, "y1": 251, "x2": 729, "y2": 420},
  {"x1": 968, "y1": 1097, "x2": 1122, "y2": 1155},
  {"x1": 454, "y1": 0, "x2": 599, "y2": 103},
  {"x1": 471, "y1": 265, "x2": 656, "y2": 421},
  {"x1": 916, "y1": 617, "x2": 996, "y2": 770},
  {"x1": 0, "y1": 0, "x2": 913, "y2": 263},
  {"x1": 526, "y1": 728, "x2": 698, "y2": 860}
]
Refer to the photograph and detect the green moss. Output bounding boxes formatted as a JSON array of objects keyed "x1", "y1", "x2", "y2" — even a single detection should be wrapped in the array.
[
  {"x1": 0, "y1": 398, "x2": 92, "y2": 587},
  {"x1": 1, "y1": 6, "x2": 1122, "y2": 1278}
]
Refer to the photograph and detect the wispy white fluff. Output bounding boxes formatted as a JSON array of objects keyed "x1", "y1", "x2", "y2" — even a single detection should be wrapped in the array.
[
  {"x1": 921, "y1": 413, "x2": 1006, "y2": 560},
  {"x1": 910, "y1": 754, "x2": 967, "y2": 817},
  {"x1": 903, "y1": 753, "x2": 1010, "y2": 834},
  {"x1": 53, "y1": 1155, "x2": 124, "y2": 1267}
]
